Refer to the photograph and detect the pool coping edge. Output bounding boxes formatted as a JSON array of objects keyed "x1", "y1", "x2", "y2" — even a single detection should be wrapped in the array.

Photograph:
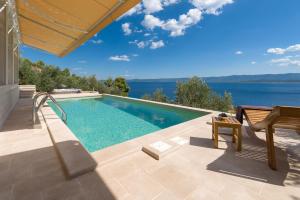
[
  {"x1": 40, "y1": 103, "x2": 98, "y2": 179},
  {"x1": 43, "y1": 93, "x2": 220, "y2": 169}
]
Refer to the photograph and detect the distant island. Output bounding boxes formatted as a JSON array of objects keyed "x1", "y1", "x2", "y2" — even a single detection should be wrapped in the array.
[{"x1": 128, "y1": 73, "x2": 300, "y2": 83}]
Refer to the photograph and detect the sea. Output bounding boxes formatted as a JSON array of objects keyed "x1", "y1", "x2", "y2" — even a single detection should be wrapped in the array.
[{"x1": 128, "y1": 81, "x2": 300, "y2": 107}]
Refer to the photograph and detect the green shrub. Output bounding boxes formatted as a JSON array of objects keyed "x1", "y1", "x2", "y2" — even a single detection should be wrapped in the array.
[
  {"x1": 176, "y1": 76, "x2": 233, "y2": 112},
  {"x1": 141, "y1": 93, "x2": 152, "y2": 100},
  {"x1": 142, "y1": 88, "x2": 168, "y2": 102}
]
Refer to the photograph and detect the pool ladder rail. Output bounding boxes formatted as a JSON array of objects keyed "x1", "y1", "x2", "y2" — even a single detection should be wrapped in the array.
[{"x1": 32, "y1": 92, "x2": 67, "y2": 124}]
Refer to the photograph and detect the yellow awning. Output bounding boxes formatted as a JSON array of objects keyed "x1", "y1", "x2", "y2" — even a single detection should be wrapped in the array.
[{"x1": 16, "y1": 0, "x2": 140, "y2": 57}]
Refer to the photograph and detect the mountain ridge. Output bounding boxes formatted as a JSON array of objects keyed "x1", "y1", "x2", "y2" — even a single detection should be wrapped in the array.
[{"x1": 127, "y1": 73, "x2": 300, "y2": 83}]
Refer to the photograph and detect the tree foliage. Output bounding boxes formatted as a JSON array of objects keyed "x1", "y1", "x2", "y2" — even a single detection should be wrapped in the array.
[
  {"x1": 19, "y1": 58, "x2": 130, "y2": 96},
  {"x1": 142, "y1": 77, "x2": 233, "y2": 111},
  {"x1": 113, "y1": 77, "x2": 130, "y2": 96},
  {"x1": 176, "y1": 76, "x2": 233, "y2": 111},
  {"x1": 142, "y1": 88, "x2": 168, "y2": 102}
]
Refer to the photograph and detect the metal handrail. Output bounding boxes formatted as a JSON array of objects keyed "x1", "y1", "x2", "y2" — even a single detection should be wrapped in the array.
[{"x1": 33, "y1": 92, "x2": 67, "y2": 124}]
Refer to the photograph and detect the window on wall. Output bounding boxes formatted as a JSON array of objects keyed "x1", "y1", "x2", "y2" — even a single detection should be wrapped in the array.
[{"x1": 0, "y1": 2, "x2": 6, "y2": 86}]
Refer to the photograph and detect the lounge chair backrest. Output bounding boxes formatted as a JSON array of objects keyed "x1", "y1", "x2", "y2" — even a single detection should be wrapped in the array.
[
  {"x1": 253, "y1": 108, "x2": 279, "y2": 130},
  {"x1": 247, "y1": 106, "x2": 300, "y2": 131},
  {"x1": 276, "y1": 106, "x2": 300, "y2": 118},
  {"x1": 237, "y1": 105, "x2": 300, "y2": 170}
]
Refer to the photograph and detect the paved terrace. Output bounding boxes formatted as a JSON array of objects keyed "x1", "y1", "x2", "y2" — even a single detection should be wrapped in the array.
[{"x1": 0, "y1": 94, "x2": 299, "y2": 200}]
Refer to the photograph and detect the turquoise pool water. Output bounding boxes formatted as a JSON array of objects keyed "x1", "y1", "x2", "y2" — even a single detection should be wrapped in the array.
[{"x1": 48, "y1": 96, "x2": 208, "y2": 152}]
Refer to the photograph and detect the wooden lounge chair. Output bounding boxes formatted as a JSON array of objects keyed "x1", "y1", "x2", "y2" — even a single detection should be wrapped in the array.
[{"x1": 236, "y1": 105, "x2": 300, "y2": 170}]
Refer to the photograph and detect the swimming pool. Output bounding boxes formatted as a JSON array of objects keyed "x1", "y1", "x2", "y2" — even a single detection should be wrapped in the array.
[{"x1": 48, "y1": 96, "x2": 208, "y2": 152}]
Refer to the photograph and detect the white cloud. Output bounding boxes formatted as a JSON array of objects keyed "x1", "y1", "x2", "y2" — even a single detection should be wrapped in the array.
[
  {"x1": 144, "y1": 33, "x2": 151, "y2": 37},
  {"x1": 143, "y1": 0, "x2": 163, "y2": 14},
  {"x1": 235, "y1": 51, "x2": 243, "y2": 55},
  {"x1": 142, "y1": 15, "x2": 163, "y2": 30},
  {"x1": 251, "y1": 61, "x2": 256, "y2": 65},
  {"x1": 90, "y1": 39, "x2": 103, "y2": 44},
  {"x1": 150, "y1": 40, "x2": 165, "y2": 49},
  {"x1": 123, "y1": 3, "x2": 143, "y2": 17},
  {"x1": 109, "y1": 55, "x2": 130, "y2": 62},
  {"x1": 121, "y1": 0, "x2": 232, "y2": 38},
  {"x1": 137, "y1": 41, "x2": 147, "y2": 48},
  {"x1": 189, "y1": 0, "x2": 234, "y2": 15},
  {"x1": 271, "y1": 57, "x2": 300, "y2": 67},
  {"x1": 163, "y1": 0, "x2": 181, "y2": 6},
  {"x1": 118, "y1": 3, "x2": 143, "y2": 19},
  {"x1": 77, "y1": 60, "x2": 87, "y2": 64},
  {"x1": 121, "y1": 0, "x2": 180, "y2": 18},
  {"x1": 134, "y1": 29, "x2": 143, "y2": 33},
  {"x1": 130, "y1": 40, "x2": 149, "y2": 48},
  {"x1": 122, "y1": 23, "x2": 132, "y2": 35},
  {"x1": 129, "y1": 40, "x2": 138, "y2": 44},
  {"x1": 267, "y1": 44, "x2": 300, "y2": 55},
  {"x1": 163, "y1": 8, "x2": 202, "y2": 37},
  {"x1": 267, "y1": 48, "x2": 285, "y2": 55},
  {"x1": 287, "y1": 44, "x2": 300, "y2": 52},
  {"x1": 142, "y1": 8, "x2": 202, "y2": 37},
  {"x1": 143, "y1": 0, "x2": 180, "y2": 14},
  {"x1": 129, "y1": 39, "x2": 165, "y2": 49},
  {"x1": 132, "y1": 54, "x2": 139, "y2": 57}
]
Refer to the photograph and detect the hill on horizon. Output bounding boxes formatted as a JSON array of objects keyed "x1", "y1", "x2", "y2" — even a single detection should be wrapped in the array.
[{"x1": 127, "y1": 73, "x2": 300, "y2": 83}]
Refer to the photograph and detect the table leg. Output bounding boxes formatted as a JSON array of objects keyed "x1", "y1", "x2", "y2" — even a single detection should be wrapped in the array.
[
  {"x1": 232, "y1": 128, "x2": 236, "y2": 143},
  {"x1": 212, "y1": 122, "x2": 214, "y2": 140},
  {"x1": 237, "y1": 126, "x2": 242, "y2": 151},
  {"x1": 214, "y1": 124, "x2": 218, "y2": 148},
  {"x1": 266, "y1": 126, "x2": 276, "y2": 170}
]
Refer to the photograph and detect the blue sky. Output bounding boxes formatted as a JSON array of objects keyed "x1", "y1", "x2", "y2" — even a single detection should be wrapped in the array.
[{"x1": 21, "y1": 0, "x2": 300, "y2": 79}]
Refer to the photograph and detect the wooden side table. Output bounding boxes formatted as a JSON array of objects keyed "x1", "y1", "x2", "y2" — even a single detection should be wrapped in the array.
[{"x1": 212, "y1": 116, "x2": 242, "y2": 151}]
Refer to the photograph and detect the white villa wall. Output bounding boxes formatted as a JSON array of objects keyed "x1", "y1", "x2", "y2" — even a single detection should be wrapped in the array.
[
  {"x1": 0, "y1": 85, "x2": 19, "y2": 128},
  {"x1": 0, "y1": 2, "x2": 20, "y2": 129}
]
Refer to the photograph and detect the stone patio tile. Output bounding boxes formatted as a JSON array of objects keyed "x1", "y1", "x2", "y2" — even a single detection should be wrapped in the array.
[
  {"x1": 0, "y1": 96, "x2": 299, "y2": 200},
  {"x1": 12, "y1": 178, "x2": 44, "y2": 200},
  {"x1": 218, "y1": 178, "x2": 264, "y2": 200},
  {"x1": 153, "y1": 189, "x2": 181, "y2": 200},
  {"x1": 177, "y1": 144, "x2": 223, "y2": 166},
  {"x1": 31, "y1": 156, "x2": 63, "y2": 177},
  {"x1": 184, "y1": 185, "x2": 221, "y2": 200},
  {"x1": 259, "y1": 183, "x2": 300, "y2": 200},
  {"x1": 97, "y1": 154, "x2": 142, "y2": 180},
  {"x1": 0, "y1": 165, "x2": 15, "y2": 188},
  {"x1": 42, "y1": 180, "x2": 84, "y2": 200},
  {"x1": 9, "y1": 163, "x2": 33, "y2": 184},
  {"x1": 0, "y1": 143, "x2": 16, "y2": 156},
  {"x1": 77, "y1": 171, "x2": 129, "y2": 200},
  {"x1": 0, "y1": 185, "x2": 13, "y2": 200},
  {"x1": 133, "y1": 132, "x2": 165, "y2": 147},
  {"x1": 149, "y1": 164, "x2": 199, "y2": 199},
  {"x1": 13, "y1": 192, "x2": 43, "y2": 200},
  {"x1": 119, "y1": 170, "x2": 164, "y2": 200},
  {"x1": 92, "y1": 139, "x2": 140, "y2": 166},
  {"x1": 0, "y1": 155, "x2": 11, "y2": 172},
  {"x1": 11, "y1": 136, "x2": 53, "y2": 154}
]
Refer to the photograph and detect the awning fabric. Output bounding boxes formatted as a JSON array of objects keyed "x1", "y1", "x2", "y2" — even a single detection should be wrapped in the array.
[{"x1": 16, "y1": 0, "x2": 140, "y2": 57}]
